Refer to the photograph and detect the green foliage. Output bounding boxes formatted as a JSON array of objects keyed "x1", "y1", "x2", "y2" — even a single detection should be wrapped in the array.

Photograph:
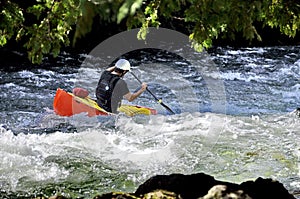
[
  {"x1": 24, "y1": 0, "x2": 82, "y2": 63},
  {"x1": 73, "y1": 0, "x2": 123, "y2": 46},
  {"x1": 127, "y1": 0, "x2": 299, "y2": 51},
  {"x1": 70, "y1": 1, "x2": 96, "y2": 46},
  {"x1": 137, "y1": 0, "x2": 161, "y2": 40},
  {"x1": 264, "y1": 0, "x2": 300, "y2": 37},
  {"x1": 118, "y1": 0, "x2": 143, "y2": 23},
  {"x1": 0, "y1": 1, "x2": 24, "y2": 46},
  {"x1": 0, "y1": 0, "x2": 299, "y2": 64}
]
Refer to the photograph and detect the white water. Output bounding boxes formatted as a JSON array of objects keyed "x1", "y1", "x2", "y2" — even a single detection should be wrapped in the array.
[
  {"x1": 0, "y1": 46, "x2": 299, "y2": 198},
  {"x1": 0, "y1": 111, "x2": 299, "y2": 197}
]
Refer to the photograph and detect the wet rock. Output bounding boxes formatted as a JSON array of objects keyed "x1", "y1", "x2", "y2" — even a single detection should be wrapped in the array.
[
  {"x1": 135, "y1": 173, "x2": 237, "y2": 199},
  {"x1": 93, "y1": 192, "x2": 138, "y2": 199},
  {"x1": 200, "y1": 185, "x2": 252, "y2": 199},
  {"x1": 47, "y1": 173, "x2": 295, "y2": 199},
  {"x1": 94, "y1": 190, "x2": 178, "y2": 199},
  {"x1": 240, "y1": 177, "x2": 296, "y2": 199},
  {"x1": 135, "y1": 173, "x2": 296, "y2": 199},
  {"x1": 143, "y1": 190, "x2": 179, "y2": 199}
]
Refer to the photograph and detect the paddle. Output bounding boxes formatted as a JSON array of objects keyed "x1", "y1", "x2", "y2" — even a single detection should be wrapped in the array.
[{"x1": 130, "y1": 72, "x2": 175, "y2": 114}]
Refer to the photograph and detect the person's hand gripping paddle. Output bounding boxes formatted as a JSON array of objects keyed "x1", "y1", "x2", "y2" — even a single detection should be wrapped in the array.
[{"x1": 130, "y1": 72, "x2": 175, "y2": 114}]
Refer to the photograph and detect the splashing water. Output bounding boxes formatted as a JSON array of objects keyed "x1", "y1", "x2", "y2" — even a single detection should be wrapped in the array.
[{"x1": 0, "y1": 46, "x2": 299, "y2": 198}]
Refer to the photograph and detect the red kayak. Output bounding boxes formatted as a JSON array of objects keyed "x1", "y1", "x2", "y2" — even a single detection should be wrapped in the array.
[{"x1": 53, "y1": 88, "x2": 157, "y2": 117}]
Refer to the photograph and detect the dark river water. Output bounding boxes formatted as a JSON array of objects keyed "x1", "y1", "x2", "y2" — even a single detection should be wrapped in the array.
[{"x1": 0, "y1": 45, "x2": 299, "y2": 198}]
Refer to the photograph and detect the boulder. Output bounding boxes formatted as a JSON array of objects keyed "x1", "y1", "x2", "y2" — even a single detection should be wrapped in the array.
[
  {"x1": 134, "y1": 173, "x2": 295, "y2": 199},
  {"x1": 48, "y1": 173, "x2": 296, "y2": 199},
  {"x1": 200, "y1": 185, "x2": 252, "y2": 199}
]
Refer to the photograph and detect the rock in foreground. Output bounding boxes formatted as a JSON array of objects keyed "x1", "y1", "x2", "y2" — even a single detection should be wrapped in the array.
[
  {"x1": 134, "y1": 173, "x2": 295, "y2": 199},
  {"x1": 49, "y1": 173, "x2": 296, "y2": 199}
]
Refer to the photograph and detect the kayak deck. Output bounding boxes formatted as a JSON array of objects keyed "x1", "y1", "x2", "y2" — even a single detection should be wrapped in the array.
[{"x1": 53, "y1": 88, "x2": 157, "y2": 117}]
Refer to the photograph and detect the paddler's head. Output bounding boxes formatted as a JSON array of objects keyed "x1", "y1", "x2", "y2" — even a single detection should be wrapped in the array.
[{"x1": 114, "y1": 59, "x2": 131, "y2": 77}]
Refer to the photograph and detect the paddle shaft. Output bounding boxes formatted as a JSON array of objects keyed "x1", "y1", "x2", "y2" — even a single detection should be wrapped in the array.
[{"x1": 130, "y1": 72, "x2": 175, "y2": 114}]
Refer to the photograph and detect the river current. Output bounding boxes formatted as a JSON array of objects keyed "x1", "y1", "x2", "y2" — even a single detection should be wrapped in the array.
[{"x1": 0, "y1": 46, "x2": 299, "y2": 198}]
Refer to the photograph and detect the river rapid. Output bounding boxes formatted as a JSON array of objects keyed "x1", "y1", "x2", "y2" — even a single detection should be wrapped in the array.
[{"x1": 0, "y1": 46, "x2": 299, "y2": 198}]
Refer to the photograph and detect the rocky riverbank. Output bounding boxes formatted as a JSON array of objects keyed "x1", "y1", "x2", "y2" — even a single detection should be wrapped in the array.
[{"x1": 44, "y1": 173, "x2": 297, "y2": 199}]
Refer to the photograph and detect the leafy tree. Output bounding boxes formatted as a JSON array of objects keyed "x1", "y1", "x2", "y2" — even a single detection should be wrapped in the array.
[
  {"x1": 0, "y1": 0, "x2": 299, "y2": 64},
  {"x1": 0, "y1": 1, "x2": 24, "y2": 48},
  {"x1": 0, "y1": 0, "x2": 122, "y2": 63},
  {"x1": 124, "y1": 0, "x2": 300, "y2": 50}
]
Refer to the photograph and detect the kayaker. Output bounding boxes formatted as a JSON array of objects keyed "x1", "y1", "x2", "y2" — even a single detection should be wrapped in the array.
[{"x1": 96, "y1": 59, "x2": 147, "y2": 113}]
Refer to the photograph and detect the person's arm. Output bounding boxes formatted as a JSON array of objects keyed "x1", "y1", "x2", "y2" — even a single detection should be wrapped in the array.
[
  {"x1": 124, "y1": 82, "x2": 147, "y2": 102},
  {"x1": 106, "y1": 66, "x2": 115, "y2": 72}
]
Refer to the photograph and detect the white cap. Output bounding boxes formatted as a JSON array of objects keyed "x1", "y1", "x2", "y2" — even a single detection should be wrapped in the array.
[{"x1": 115, "y1": 59, "x2": 131, "y2": 71}]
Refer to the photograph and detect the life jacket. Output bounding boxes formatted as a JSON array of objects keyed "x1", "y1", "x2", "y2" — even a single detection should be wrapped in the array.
[{"x1": 96, "y1": 73, "x2": 120, "y2": 112}]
